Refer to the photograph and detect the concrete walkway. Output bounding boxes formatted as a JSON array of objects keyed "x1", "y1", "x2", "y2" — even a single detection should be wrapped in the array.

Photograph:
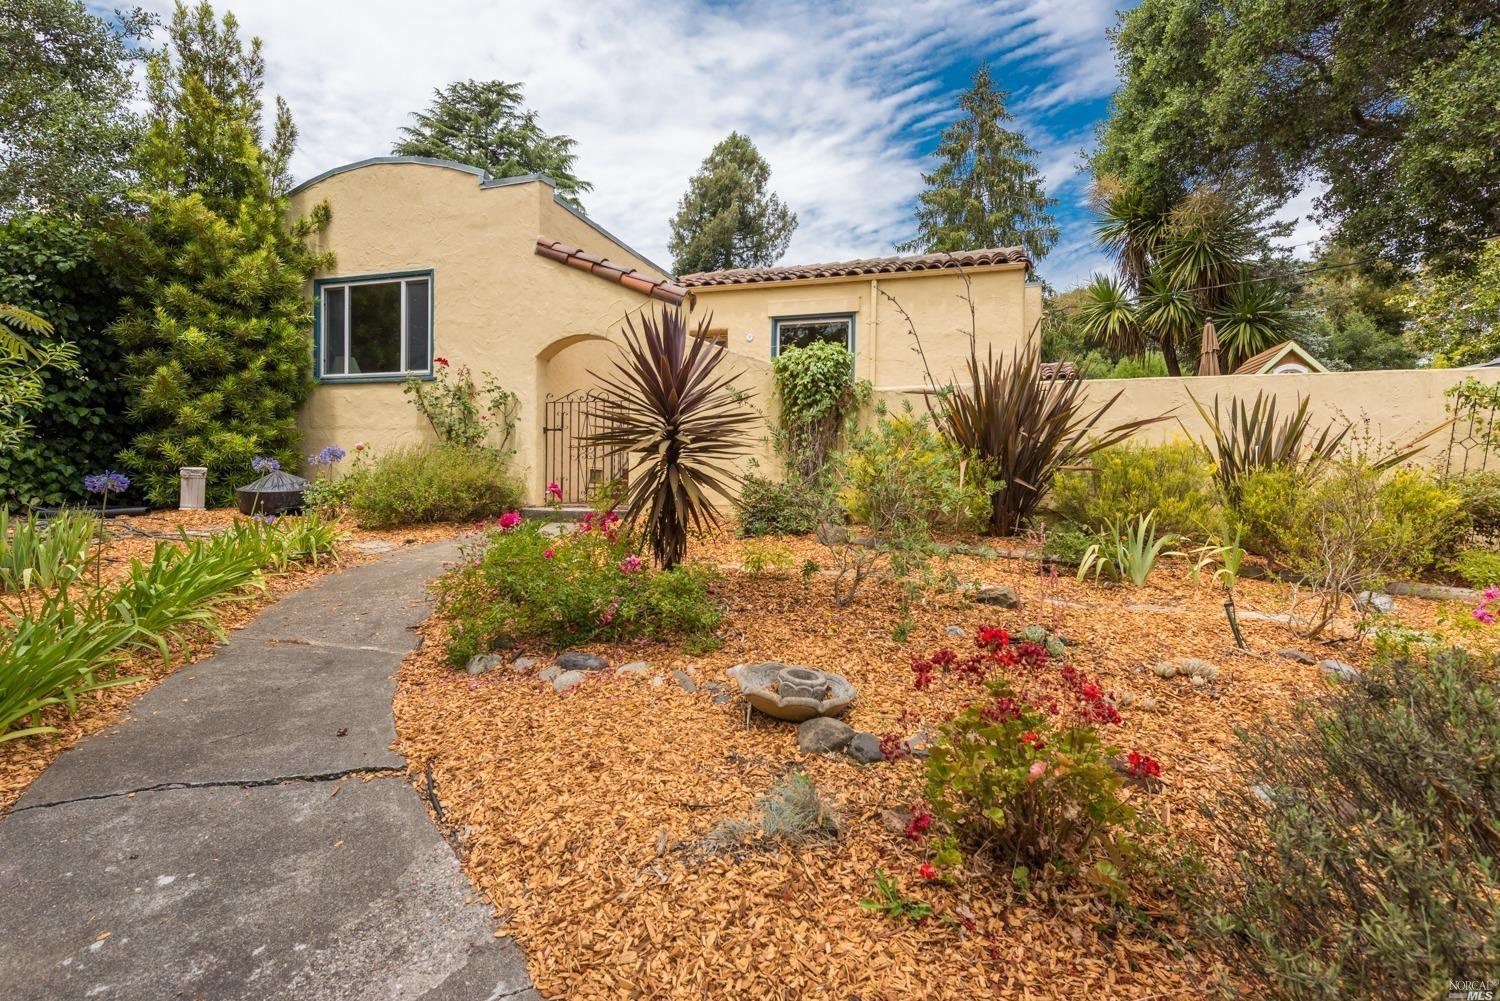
[{"x1": 0, "y1": 541, "x2": 540, "y2": 1001}]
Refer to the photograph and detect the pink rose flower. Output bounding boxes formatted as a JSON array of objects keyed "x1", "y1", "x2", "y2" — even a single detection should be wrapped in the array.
[
  {"x1": 497, "y1": 511, "x2": 522, "y2": 531},
  {"x1": 543, "y1": 548, "x2": 555, "y2": 559},
  {"x1": 547, "y1": 481, "x2": 563, "y2": 500},
  {"x1": 1026, "y1": 760, "x2": 1047, "y2": 782}
]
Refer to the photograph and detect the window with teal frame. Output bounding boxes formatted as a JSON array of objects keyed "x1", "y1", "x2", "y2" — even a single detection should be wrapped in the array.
[
  {"x1": 315, "y1": 270, "x2": 433, "y2": 381},
  {"x1": 771, "y1": 313, "x2": 854, "y2": 356}
]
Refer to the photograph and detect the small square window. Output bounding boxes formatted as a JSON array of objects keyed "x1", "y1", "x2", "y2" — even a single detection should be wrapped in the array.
[
  {"x1": 317, "y1": 272, "x2": 433, "y2": 380},
  {"x1": 772, "y1": 314, "x2": 853, "y2": 355}
]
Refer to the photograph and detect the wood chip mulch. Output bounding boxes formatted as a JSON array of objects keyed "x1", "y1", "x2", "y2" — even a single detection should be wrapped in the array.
[{"x1": 392, "y1": 525, "x2": 1495, "y2": 1000}]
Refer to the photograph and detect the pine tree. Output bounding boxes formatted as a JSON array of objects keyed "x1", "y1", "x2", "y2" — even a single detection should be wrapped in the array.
[
  {"x1": 669, "y1": 132, "x2": 797, "y2": 275},
  {"x1": 111, "y1": 1, "x2": 332, "y2": 507},
  {"x1": 898, "y1": 67, "x2": 1058, "y2": 261},
  {"x1": 393, "y1": 80, "x2": 592, "y2": 209}
]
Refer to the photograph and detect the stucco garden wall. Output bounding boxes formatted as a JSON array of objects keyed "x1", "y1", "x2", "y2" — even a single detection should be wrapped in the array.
[{"x1": 865, "y1": 366, "x2": 1500, "y2": 473}]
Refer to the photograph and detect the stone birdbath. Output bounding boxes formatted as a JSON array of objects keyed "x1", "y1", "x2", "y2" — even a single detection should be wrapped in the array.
[{"x1": 726, "y1": 662, "x2": 856, "y2": 722}]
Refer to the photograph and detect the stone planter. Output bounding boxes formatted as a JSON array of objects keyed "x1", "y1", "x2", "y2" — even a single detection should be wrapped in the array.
[{"x1": 727, "y1": 662, "x2": 857, "y2": 722}]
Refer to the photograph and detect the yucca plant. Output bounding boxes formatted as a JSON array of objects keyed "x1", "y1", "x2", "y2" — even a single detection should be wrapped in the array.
[
  {"x1": 933, "y1": 340, "x2": 1164, "y2": 536},
  {"x1": 1078, "y1": 274, "x2": 1145, "y2": 357},
  {"x1": 1212, "y1": 276, "x2": 1299, "y2": 368},
  {"x1": 0, "y1": 508, "x2": 96, "y2": 594},
  {"x1": 588, "y1": 306, "x2": 757, "y2": 569},
  {"x1": 1188, "y1": 389, "x2": 1351, "y2": 504},
  {"x1": 1078, "y1": 512, "x2": 1183, "y2": 586}
]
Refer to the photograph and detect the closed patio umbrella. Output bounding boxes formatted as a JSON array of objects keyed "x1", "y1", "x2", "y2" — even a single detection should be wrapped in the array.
[{"x1": 1197, "y1": 318, "x2": 1222, "y2": 377}]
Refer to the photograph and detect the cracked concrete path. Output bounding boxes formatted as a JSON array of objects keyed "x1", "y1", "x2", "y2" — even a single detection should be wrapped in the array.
[{"x1": 0, "y1": 540, "x2": 540, "y2": 1001}]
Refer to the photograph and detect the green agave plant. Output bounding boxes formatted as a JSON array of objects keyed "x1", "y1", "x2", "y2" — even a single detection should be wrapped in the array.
[
  {"x1": 588, "y1": 305, "x2": 758, "y2": 569},
  {"x1": 1078, "y1": 511, "x2": 1183, "y2": 586}
]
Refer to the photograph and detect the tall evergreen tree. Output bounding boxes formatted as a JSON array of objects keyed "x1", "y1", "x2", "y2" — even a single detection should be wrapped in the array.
[
  {"x1": 111, "y1": 1, "x2": 332, "y2": 507},
  {"x1": 393, "y1": 80, "x2": 591, "y2": 209},
  {"x1": 669, "y1": 132, "x2": 796, "y2": 275},
  {"x1": 898, "y1": 66, "x2": 1059, "y2": 261}
]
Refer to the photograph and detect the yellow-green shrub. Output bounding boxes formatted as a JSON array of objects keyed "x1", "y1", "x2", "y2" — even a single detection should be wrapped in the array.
[
  {"x1": 1050, "y1": 440, "x2": 1220, "y2": 538},
  {"x1": 837, "y1": 405, "x2": 991, "y2": 534}
]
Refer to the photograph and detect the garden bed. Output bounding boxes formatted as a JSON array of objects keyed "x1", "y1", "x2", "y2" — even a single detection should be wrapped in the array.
[
  {"x1": 393, "y1": 523, "x2": 1496, "y2": 1000},
  {"x1": 0, "y1": 509, "x2": 473, "y2": 815}
]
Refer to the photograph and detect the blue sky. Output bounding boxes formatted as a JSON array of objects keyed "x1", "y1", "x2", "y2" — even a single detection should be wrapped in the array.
[{"x1": 122, "y1": 0, "x2": 1145, "y2": 286}]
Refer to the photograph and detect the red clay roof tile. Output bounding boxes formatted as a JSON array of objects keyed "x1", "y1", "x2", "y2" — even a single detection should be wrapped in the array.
[
  {"x1": 678, "y1": 247, "x2": 1031, "y2": 287},
  {"x1": 534, "y1": 236, "x2": 689, "y2": 307}
]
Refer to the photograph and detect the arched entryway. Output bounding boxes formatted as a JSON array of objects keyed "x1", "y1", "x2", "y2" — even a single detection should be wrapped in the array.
[{"x1": 535, "y1": 334, "x2": 629, "y2": 505}]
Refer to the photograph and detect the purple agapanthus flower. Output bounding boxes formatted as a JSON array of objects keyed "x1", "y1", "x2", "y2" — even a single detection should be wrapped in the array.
[
  {"x1": 251, "y1": 456, "x2": 281, "y2": 474},
  {"x1": 308, "y1": 445, "x2": 347, "y2": 467},
  {"x1": 83, "y1": 470, "x2": 130, "y2": 495}
]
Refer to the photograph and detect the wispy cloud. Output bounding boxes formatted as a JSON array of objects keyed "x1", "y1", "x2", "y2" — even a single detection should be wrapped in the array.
[{"x1": 133, "y1": 0, "x2": 1126, "y2": 278}]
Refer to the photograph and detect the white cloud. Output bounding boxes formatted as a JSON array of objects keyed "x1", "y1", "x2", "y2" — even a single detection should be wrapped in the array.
[{"x1": 133, "y1": 0, "x2": 1124, "y2": 273}]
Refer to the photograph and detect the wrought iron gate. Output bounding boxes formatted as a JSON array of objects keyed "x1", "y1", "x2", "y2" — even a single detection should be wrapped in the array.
[
  {"x1": 1443, "y1": 379, "x2": 1500, "y2": 478},
  {"x1": 541, "y1": 391, "x2": 629, "y2": 504}
]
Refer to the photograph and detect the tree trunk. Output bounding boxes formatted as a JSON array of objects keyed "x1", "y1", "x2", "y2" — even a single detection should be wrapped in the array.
[{"x1": 1161, "y1": 347, "x2": 1182, "y2": 377}]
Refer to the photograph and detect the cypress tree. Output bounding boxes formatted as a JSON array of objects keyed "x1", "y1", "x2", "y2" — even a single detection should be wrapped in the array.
[
  {"x1": 112, "y1": 1, "x2": 331, "y2": 507},
  {"x1": 899, "y1": 66, "x2": 1059, "y2": 262}
]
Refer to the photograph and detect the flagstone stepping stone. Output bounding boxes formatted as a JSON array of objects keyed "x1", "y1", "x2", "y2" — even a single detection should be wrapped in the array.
[
  {"x1": 617, "y1": 661, "x2": 651, "y2": 675},
  {"x1": 537, "y1": 665, "x2": 561, "y2": 682},
  {"x1": 672, "y1": 669, "x2": 697, "y2": 693},
  {"x1": 1277, "y1": 648, "x2": 1315, "y2": 664}
]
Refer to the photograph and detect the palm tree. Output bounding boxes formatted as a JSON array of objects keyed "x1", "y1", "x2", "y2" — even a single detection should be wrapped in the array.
[{"x1": 1080, "y1": 177, "x2": 1295, "y2": 375}]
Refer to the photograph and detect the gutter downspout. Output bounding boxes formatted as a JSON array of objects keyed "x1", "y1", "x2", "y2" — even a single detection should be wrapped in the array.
[{"x1": 869, "y1": 278, "x2": 879, "y2": 388}]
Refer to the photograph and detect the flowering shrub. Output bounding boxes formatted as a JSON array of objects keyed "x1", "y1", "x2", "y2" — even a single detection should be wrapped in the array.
[
  {"x1": 1474, "y1": 586, "x2": 1499, "y2": 626},
  {"x1": 912, "y1": 626, "x2": 1149, "y2": 893},
  {"x1": 923, "y1": 678, "x2": 1138, "y2": 890},
  {"x1": 403, "y1": 362, "x2": 518, "y2": 451},
  {"x1": 439, "y1": 518, "x2": 720, "y2": 661},
  {"x1": 344, "y1": 445, "x2": 523, "y2": 529}
]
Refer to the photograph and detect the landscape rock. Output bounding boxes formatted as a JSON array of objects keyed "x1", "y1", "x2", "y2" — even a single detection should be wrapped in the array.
[
  {"x1": 845, "y1": 733, "x2": 886, "y2": 764},
  {"x1": 671, "y1": 669, "x2": 697, "y2": 693},
  {"x1": 971, "y1": 585, "x2": 1021, "y2": 609},
  {"x1": 1355, "y1": 590, "x2": 1398, "y2": 615},
  {"x1": 552, "y1": 670, "x2": 585, "y2": 693},
  {"x1": 711, "y1": 694, "x2": 734, "y2": 705},
  {"x1": 512, "y1": 656, "x2": 541, "y2": 673},
  {"x1": 616, "y1": 661, "x2": 651, "y2": 675},
  {"x1": 1277, "y1": 648, "x2": 1315, "y2": 665},
  {"x1": 557, "y1": 651, "x2": 608, "y2": 672},
  {"x1": 1318, "y1": 659, "x2": 1361, "y2": 683},
  {"x1": 465, "y1": 654, "x2": 504, "y2": 676},
  {"x1": 797, "y1": 717, "x2": 856, "y2": 754},
  {"x1": 537, "y1": 665, "x2": 561, "y2": 683},
  {"x1": 944, "y1": 625, "x2": 967, "y2": 637}
]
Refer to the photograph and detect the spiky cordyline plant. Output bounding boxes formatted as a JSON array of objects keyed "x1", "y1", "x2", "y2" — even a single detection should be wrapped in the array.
[
  {"x1": 885, "y1": 272, "x2": 1165, "y2": 536},
  {"x1": 588, "y1": 306, "x2": 757, "y2": 569}
]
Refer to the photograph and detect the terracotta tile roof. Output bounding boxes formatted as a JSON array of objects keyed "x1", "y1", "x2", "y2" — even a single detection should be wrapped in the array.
[
  {"x1": 1039, "y1": 361, "x2": 1079, "y2": 381},
  {"x1": 535, "y1": 236, "x2": 688, "y2": 306},
  {"x1": 678, "y1": 247, "x2": 1032, "y2": 287}
]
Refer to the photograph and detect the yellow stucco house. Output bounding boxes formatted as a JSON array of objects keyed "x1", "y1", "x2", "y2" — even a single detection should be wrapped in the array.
[{"x1": 289, "y1": 156, "x2": 1041, "y2": 503}]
